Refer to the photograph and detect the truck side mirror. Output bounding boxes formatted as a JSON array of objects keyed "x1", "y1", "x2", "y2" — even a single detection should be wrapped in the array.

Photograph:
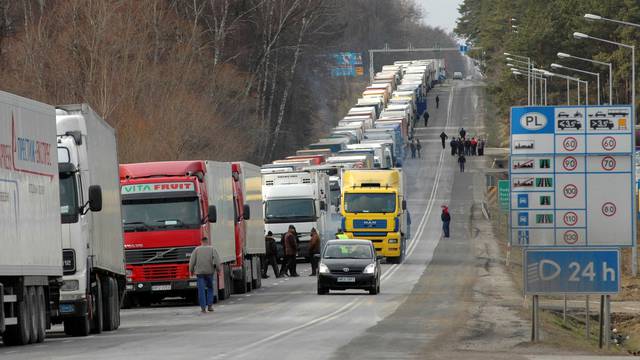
[
  {"x1": 319, "y1": 200, "x2": 327, "y2": 211},
  {"x1": 243, "y1": 204, "x2": 250, "y2": 220},
  {"x1": 402, "y1": 199, "x2": 407, "y2": 211},
  {"x1": 208, "y1": 205, "x2": 217, "y2": 223},
  {"x1": 88, "y1": 185, "x2": 102, "y2": 212}
]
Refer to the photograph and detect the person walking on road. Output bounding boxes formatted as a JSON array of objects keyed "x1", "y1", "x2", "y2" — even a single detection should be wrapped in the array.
[
  {"x1": 416, "y1": 139, "x2": 422, "y2": 158},
  {"x1": 464, "y1": 138, "x2": 471, "y2": 156},
  {"x1": 439, "y1": 132, "x2": 448, "y2": 149},
  {"x1": 262, "y1": 231, "x2": 279, "y2": 279},
  {"x1": 423, "y1": 111, "x2": 430, "y2": 127},
  {"x1": 471, "y1": 137, "x2": 478, "y2": 156},
  {"x1": 410, "y1": 140, "x2": 416, "y2": 158},
  {"x1": 457, "y1": 153, "x2": 466, "y2": 173},
  {"x1": 308, "y1": 228, "x2": 320, "y2": 276},
  {"x1": 450, "y1": 138, "x2": 457, "y2": 156},
  {"x1": 441, "y1": 205, "x2": 451, "y2": 238},
  {"x1": 478, "y1": 138, "x2": 486, "y2": 156},
  {"x1": 459, "y1": 127, "x2": 466, "y2": 139},
  {"x1": 189, "y1": 237, "x2": 221, "y2": 313},
  {"x1": 282, "y1": 225, "x2": 299, "y2": 277},
  {"x1": 435, "y1": 95, "x2": 440, "y2": 109}
]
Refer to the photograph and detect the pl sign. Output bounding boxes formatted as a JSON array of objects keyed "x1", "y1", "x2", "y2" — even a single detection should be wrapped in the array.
[{"x1": 510, "y1": 106, "x2": 635, "y2": 247}]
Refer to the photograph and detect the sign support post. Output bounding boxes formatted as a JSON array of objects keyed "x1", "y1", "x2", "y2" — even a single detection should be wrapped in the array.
[{"x1": 585, "y1": 295, "x2": 590, "y2": 339}]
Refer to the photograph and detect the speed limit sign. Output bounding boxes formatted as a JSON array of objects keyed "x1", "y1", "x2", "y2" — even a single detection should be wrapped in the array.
[
  {"x1": 602, "y1": 202, "x2": 616, "y2": 217},
  {"x1": 601, "y1": 136, "x2": 616, "y2": 151},
  {"x1": 562, "y1": 156, "x2": 578, "y2": 171},
  {"x1": 563, "y1": 211, "x2": 578, "y2": 226},
  {"x1": 601, "y1": 156, "x2": 616, "y2": 171},
  {"x1": 563, "y1": 230, "x2": 579, "y2": 244},
  {"x1": 563, "y1": 184, "x2": 578, "y2": 199}
]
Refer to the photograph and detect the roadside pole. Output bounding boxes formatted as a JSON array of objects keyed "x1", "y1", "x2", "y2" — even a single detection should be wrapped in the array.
[
  {"x1": 585, "y1": 296, "x2": 590, "y2": 339},
  {"x1": 599, "y1": 295, "x2": 604, "y2": 348}
]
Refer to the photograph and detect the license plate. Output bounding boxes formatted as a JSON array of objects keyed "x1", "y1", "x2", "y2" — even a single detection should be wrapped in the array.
[
  {"x1": 59, "y1": 304, "x2": 75, "y2": 313},
  {"x1": 151, "y1": 284, "x2": 171, "y2": 291},
  {"x1": 337, "y1": 277, "x2": 355, "y2": 283}
]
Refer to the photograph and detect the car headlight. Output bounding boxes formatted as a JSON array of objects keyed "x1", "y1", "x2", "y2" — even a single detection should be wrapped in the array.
[
  {"x1": 319, "y1": 263, "x2": 330, "y2": 274},
  {"x1": 363, "y1": 263, "x2": 376, "y2": 274},
  {"x1": 61, "y1": 280, "x2": 79, "y2": 292}
]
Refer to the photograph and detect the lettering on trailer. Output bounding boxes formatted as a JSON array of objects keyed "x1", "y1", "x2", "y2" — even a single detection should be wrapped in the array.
[
  {"x1": 121, "y1": 182, "x2": 194, "y2": 194},
  {"x1": 524, "y1": 249, "x2": 620, "y2": 295},
  {"x1": 3, "y1": 113, "x2": 55, "y2": 177}
]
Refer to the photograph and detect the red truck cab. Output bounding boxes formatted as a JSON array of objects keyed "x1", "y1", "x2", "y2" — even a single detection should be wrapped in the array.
[{"x1": 119, "y1": 161, "x2": 211, "y2": 306}]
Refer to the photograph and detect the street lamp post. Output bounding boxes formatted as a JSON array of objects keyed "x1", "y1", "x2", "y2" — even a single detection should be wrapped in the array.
[
  {"x1": 505, "y1": 53, "x2": 532, "y2": 105},
  {"x1": 543, "y1": 70, "x2": 584, "y2": 105},
  {"x1": 551, "y1": 63, "x2": 601, "y2": 105},
  {"x1": 509, "y1": 64, "x2": 546, "y2": 104},
  {"x1": 558, "y1": 52, "x2": 613, "y2": 105}
]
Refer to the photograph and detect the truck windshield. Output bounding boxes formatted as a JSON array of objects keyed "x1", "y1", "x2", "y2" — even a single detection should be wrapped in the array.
[
  {"x1": 122, "y1": 197, "x2": 200, "y2": 231},
  {"x1": 59, "y1": 173, "x2": 79, "y2": 223},
  {"x1": 265, "y1": 199, "x2": 316, "y2": 223},
  {"x1": 344, "y1": 193, "x2": 396, "y2": 213}
]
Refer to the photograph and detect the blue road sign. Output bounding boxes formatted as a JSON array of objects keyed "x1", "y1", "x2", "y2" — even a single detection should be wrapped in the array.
[
  {"x1": 517, "y1": 194, "x2": 529, "y2": 208},
  {"x1": 518, "y1": 212, "x2": 529, "y2": 226},
  {"x1": 524, "y1": 249, "x2": 620, "y2": 295},
  {"x1": 518, "y1": 230, "x2": 530, "y2": 245}
]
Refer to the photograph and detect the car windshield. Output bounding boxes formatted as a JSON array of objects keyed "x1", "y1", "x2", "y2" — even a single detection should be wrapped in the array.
[
  {"x1": 265, "y1": 199, "x2": 316, "y2": 223},
  {"x1": 122, "y1": 197, "x2": 200, "y2": 231},
  {"x1": 344, "y1": 193, "x2": 396, "y2": 213},
  {"x1": 324, "y1": 244, "x2": 372, "y2": 259}
]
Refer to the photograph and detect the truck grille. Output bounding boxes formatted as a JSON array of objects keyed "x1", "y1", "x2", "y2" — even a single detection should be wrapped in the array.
[
  {"x1": 125, "y1": 247, "x2": 194, "y2": 265},
  {"x1": 142, "y1": 265, "x2": 179, "y2": 280},
  {"x1": 353, "y1": 220, "x2": 387, "y2": 229}
]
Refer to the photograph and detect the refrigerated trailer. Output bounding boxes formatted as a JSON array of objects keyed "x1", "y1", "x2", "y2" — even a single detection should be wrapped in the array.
[
  {"x1": 0, "y1": 91, "x2": 62, "y2": 345},
  {"x1": 54, "y1": 104, "x2": 125, "y2": 336}
]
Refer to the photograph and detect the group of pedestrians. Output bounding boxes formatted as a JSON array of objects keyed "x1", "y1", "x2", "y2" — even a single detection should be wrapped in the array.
[
  {"x1": 262, "y1": 226, "x2": 321, "y2": 279},
  {"x1": 440, "y1": 127, "x2": 486, "y2": 173}
]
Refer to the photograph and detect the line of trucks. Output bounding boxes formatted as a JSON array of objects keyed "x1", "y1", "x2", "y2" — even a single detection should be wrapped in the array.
[
  {"x1": 261, "y1": 59, "x2": 445, "y2": 262},
  {"x1": 0, "y1": 58, "x2": 443, "y2": 346}
]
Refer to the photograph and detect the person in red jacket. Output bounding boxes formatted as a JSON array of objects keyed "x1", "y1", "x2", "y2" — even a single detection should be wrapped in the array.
[{"x1": 441, "y1": 205, "x2": 451, "y2": 238}]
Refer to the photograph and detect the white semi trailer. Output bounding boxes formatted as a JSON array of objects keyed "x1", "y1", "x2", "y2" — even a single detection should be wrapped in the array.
[
  {"x1": 0, "y1": 91, "x2": 62, "y2": 345},
  {"x1": 54, "y1": 104, "x2": 125, "y2": 336}
]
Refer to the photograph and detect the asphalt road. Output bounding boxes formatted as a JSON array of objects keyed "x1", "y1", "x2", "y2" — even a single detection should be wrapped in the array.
[{"x1": 0, "y1": 78, "x2": 485, "y2": 360}]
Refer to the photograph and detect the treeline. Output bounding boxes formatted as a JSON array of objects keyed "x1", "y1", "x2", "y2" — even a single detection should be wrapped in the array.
[
  {"x1": 0, "y1": 0, "x2": 455, "y2": 163},
  {"x1": 455, "y1": 0, "x2": 640, "y2": 146}
]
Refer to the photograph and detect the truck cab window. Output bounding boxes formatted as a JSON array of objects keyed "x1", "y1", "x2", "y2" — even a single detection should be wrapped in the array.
[{"x1": 59, "y1": 173, "x2": 79, "y2": 223}]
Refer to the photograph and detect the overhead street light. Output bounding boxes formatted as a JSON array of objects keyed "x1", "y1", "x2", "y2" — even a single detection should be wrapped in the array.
[
  {"x1": 573, "y1": 31, "x2": 634, "y2": 123},
  {"x1": 504, "y1": 52, "x2": 532, "y2": 104},
  {"x1": 545, "y1": 70, "x2": 587, "y2": 105},
  {"x1": 557, "y1": 52, "x2": 613, "y2": 105},
  {"x1": 551, "y1": 63, "x2": 601, "y2": 105},
  {"x1": 584, "y1": 13, "x2": 640, "y2": 28}
]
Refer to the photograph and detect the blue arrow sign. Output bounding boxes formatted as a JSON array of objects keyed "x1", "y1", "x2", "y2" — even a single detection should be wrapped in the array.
[{"x1": 524, "y1": 249, "x2": 620, "y2": 294}]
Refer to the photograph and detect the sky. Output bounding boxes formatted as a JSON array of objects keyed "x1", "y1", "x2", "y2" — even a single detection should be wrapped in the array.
[{"x1": 416, "y1": 0, "x2": 465, "y2": 35}]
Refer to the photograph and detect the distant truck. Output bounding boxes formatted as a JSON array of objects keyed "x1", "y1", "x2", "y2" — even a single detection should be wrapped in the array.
[
  {"x1": 0, "y1": 91, "x2": 62, "y2": 345},
  {"x1": 262, "y1": 171, "x2": 330, "y2": 258},
  {"x1": 340, "y1": 169, "x2": 407, "y2": 263},
  {"x1": 230, "y1": 162, "x2": 265, "y2": 293},
  {"x1": 119, "y1": 161, "x2": 236, "y2": 304},
  {"x1": 54, "y1": 104, "x2": 125, "y2": 336}
]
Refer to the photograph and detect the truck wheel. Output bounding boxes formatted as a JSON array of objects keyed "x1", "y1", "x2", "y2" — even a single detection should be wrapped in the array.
[
  {"x1": 2, "y1": 288, "x2": 31, "y2": 346},
  {"x1": 34, "y1": 287, "x2": 46, "y2": 343},
  {"x1": 27, "y1": 287, "x2": 38, "y2": 344},
  {"x1": 90, "y1": 279, "x2": 103, "y2": 334},
  {"x1": 102, "y1": 277, "x2": 118, "y2": 331}
]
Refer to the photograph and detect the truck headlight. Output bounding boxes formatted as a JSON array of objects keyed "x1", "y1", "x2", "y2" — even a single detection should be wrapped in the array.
[
  {"x1": 61, "y1": 280, "x2": 79, "y2": 292},
  {"x1": 319, "y1": 263, "x2": 330, "y2": 274},
  {"x1": 363, "y1": 263, "x2": 376, "y2": 274},
  {"x1": 388, "y1": 239, "x2": 398, "y2": 244}
]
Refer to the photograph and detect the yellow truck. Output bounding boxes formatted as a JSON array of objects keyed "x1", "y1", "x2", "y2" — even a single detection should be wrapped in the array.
[{"x1": 340, "y1": 169, "x2": 406, "y2": 263}]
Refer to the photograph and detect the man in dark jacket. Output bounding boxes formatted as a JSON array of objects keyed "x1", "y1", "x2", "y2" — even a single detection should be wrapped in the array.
[
  {"x1": 423, "y1": 111, "x2": 430, "y2": 127},
  {"x1": 459, "y1": 127, "x2": 466, "y2": 139},
  {"x1": 435, "y1": 95, "x2": 440, "y2": 108},
  {"x1": 282, "y1": 225, "x2": 299, "y2": 277},
  {"x1": 439, "y1": 132, "x2": 448, "y2": 149},
  {"x1": 464, "y1": 138, "x2": 471, "y2": 156},
  {"x1": 262, "y1": 231, "x2": 279, "y2": 278},
  {"x1": 458, "y1": 154, "x2": 466, "y2": 173},
  {"x1": 449, "y1": 138, "x2": 457, "y2": 156},
  {"x1": 441, "y1": 205, "x2": 451, "y2": 238},
  {"x1": 308, "y1": 228, "x2": 320, "y2": 276}
]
